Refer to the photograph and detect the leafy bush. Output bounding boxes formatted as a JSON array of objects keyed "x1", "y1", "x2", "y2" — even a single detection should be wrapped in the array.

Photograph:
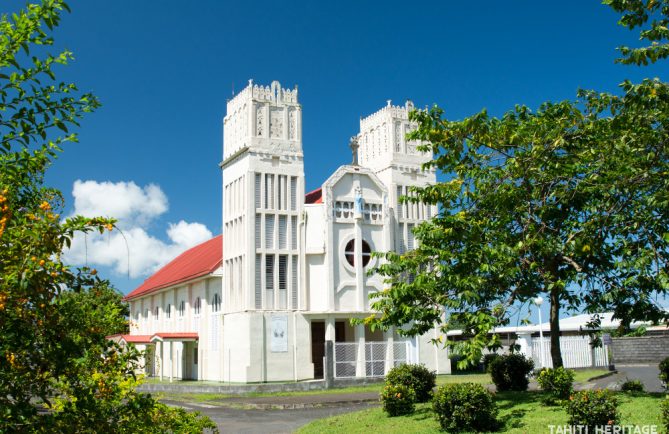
[
  {"x1": 659, "y1": 357, "x2": 669, "y2": 389},
  {"x1": 489, "y1": 353, "x2": 534, "y2": 391},
  {"x1": 432, "y1": 382, "x2": 498, "y2": 432},
  {"x1": 482, "y1": 353, "x2": 501, "y2": 373},
  {"x1": 564, "y1": 390, "x2": 619, "y2": 431},
  {"x1": 537, "y1": 367, "x2": 575, "y2": 402},
  {"x1": 385, "y1": 363, "x2": 436, "y2": 403},
  {"x1": 380, "y1": 383, "x2": 415, "y2": 417},
  {"x1": 620, "y1": 378, "x2": 644, "y2": 392},
  {"x1": 661, "y1": 398, "x2": 669, "y2": 433}
]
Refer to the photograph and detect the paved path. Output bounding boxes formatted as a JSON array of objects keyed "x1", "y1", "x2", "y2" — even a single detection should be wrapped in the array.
[
  {"x1": 586, "y1": 365, "x2": 665, "y2": 392},
  {"x1": 163, "y1": 399, "x2": 377, "y2": 433}
]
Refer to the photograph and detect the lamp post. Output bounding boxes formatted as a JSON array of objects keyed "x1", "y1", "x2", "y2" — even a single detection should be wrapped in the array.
[{"x1": 534, "y1": 296, "x2": 546, "y2": 368}]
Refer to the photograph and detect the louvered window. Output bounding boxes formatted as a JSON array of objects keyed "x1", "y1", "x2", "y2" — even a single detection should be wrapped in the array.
[
  {"x1": 154, "y1": 306, "x2": 159, "y2": 321},
  {"x1": 291, "y1": 255, "x2": 298, "y2": 309},
  {"x1": 290, "y1": 177, "x2": 297, "y2": 210},
  {"x1": 255, "y1": 214, "x2": 261, "y2": 249},
  {"x1": 265, "y1": 215, "x2": 274, "y2": 248},
  {"x1": 407, "y1": 223, "x2": 415, "y2": 250},
  {"x1": 397, "y1": 186, "x2": 403, "y2": 218},
  {"x1": 278, "y1": 255, "x2": 287, "y2": 309},
  {"x1": 255, "y1": 173, "x2": 261, "y2": 208},
  {"x1": 265, "y1": 254, "x2": 274, "y2": 309},
  {"x1": 277, "y1": 175, "x2": 283, "y2": 210},
  {"x1": 278, "y1": 215, "x2": 287, "y2": 249},
  {"x1": 165, "y1": 304, "x2": 171, "y2": 319},
  {"x1": 265, "y1": 174, "x2": 274, "y2": 209},
  {"x1": 291, "y1": 216, "x2": 297, "y2": 249},
  {"x1": 255, "y1": 254, "x2": 262, "y2": 309}
]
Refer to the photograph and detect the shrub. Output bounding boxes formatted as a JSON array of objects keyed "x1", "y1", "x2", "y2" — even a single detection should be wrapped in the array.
[
  {"x1": 482, "y1": 353, "x2": 501, "y2": 373},
  {"x1": 659, "y1": 357, "x2": 669, "y2": 389},
  {"x1": 380, "y1": 383, "x2": 415, "y2": 417},
  {"x1": 619, "y1": 378, "x2": 644, "y2": 392},
  {"x1": 537, "y1": 367, "x2": 575, "y2": 402},
  {"x1": 564, "y1": 390, "x2": 619, "y2": 431},
  {"x1": 385, "y1": 363, "x2": 436, "y2": 403},
  {"x1": 432, "y1": 382, "x2": 498, "y2": 432},
  {"x1": 661, "y1": 398, "x2": 669, "y2": 433},
  {"x1": 489, "y1": 353, "x2": 534, "y2": 391}
]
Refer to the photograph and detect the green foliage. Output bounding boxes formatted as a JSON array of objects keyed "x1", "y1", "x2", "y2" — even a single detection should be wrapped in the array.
[
  {"x1": 482, "y1": 353, "x2": 501, "y2": 373},
  {"x1": 432, "y1": 382, "x2": 498, "y2": 433},
  {"x1": 384, "y1": 363, "x2": 436, "y2": 403},
  {"x1": 489, "y1": 354, "x2": 534, "y2": 392},
  {"x1": 620, "y1": 378, "x2": 645, "y2": 392},
  {"x1": 536, "y1": 367, "x2": 575, "y2": 403},
  {"x1": 605, "y1": 0, "x2": 669, "y2": 65},
  {"x1": 661, "y1": 398, "x2": 669, "y2": 432},
  {"x1": 659, "y1": 357, "x2": 669, "y2": 388},
  {"x1": 564, "y1": 390, "x2": 619, "y2": 431},
  {"x1": 380, "y1": 383, "x2": 415, "y2": 417},
  {"x1": 0, "y1": 2, "x2": 216, "y2": 431},
  {"x1": 366, "y1": 46, "x2": 669, "y2": 371}
]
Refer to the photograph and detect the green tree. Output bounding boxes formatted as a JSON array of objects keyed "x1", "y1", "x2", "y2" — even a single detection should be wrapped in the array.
[
  {"x1": 0, "y1": 2, "x2": 216, "y2": 431},
  {"x1": 365, "y1": 4, "x2": 669, "y2": 369}
]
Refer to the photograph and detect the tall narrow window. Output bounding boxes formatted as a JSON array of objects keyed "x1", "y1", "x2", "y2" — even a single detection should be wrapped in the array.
[
  {"x1": 277, "y1": 175, "x2": 283, "y2": 210},
  {"x1": 291, "y1": 255, "x2": 298, "y2": 309},
  {"x1": 255, "y1": 254, "x2": 262, "y2": 309},
  {"x1": 407, "y1": 224, "x2": 415, "y2": 250},
  {"x1": 291, "y1": 216, "x2": 297, "y2": 249},
  {"x1": 166, "y1": 304, "x2": 171, "y2": 319},
  {"x1": 278, "y1": 215, "x2": 287, "y2": 249},
  {"x1": 178, "y1": 301, "x2": 185, "y2": 317},
  {"x1": 397, "y1": 186, "x2": 403, "y2": 219},
  {"x1": 212, "y1": 293, "x2": 221, "y2": 313},
  {"x1": 255, "y1": 173, "x2": 261, "y2": 209},
  {"x1": 278, "y1": 255, "x2": 287, "y2": 309},
  {"x1": 194, "y1": 297, "x2": 201, "y2": 316},
  {"x1": 265, "y1": 254, "x2": 275, "y2": 309},
  {"x1": 290, "y1": 177, "x2": 297, "y2": 210},
  {"x1": 154, "y1": 306, "x2": 159, "y2": 321},
  {"x1": 255, "y1": 214, "x2": 261, "y2": 249},
  {"x1": 265, "y1": 215, "x2": 275, "y2": 248},
  {"x1": 265, "y1": 174, "x2": 274, "y2": 209}
]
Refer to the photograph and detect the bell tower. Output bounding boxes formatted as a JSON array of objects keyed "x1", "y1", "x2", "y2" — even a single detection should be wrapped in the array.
[
  {"x1": 221, "y1": 80, "x2": 304, "y2": 313},
  {"x1": 356, "y1": 100, "x2": 437, "y2": 254}
]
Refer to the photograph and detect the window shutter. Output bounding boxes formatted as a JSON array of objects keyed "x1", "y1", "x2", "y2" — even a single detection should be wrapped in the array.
[
  {"x1": 291, "y1": 216, "x2": 297, "y2": 249},
  {"x1": 278, "y1": 255, "x2": 287, "y2": 309},
  {"x1": 255, "y1": 254, "x2": 262, "y2": 309},
  {"x1": 255, "y1": 173, "x2": 261, "y2": 209},
  {"x1": 255, "y1": 214, "x2": 261, "y2": 249},
  {"x1": 278, "y1": 215, "x2": 287, "y2": 249},
  {"x1": 265, "y1": 254, "x2": 274, "y2": 309},
  {"x1": 265, "y1": 215, "x2": 274, "y2": 249},
  {"x1": 291, "y1": 255, "x2": 298, "y2": 309},
  {"x1": 290, "y1": 177, "x2": 297, "y2": 211}
]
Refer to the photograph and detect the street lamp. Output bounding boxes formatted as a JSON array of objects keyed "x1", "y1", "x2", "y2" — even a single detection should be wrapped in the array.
[{"x1": 533, "y1": 296, "x2": 546, "y2": 368}]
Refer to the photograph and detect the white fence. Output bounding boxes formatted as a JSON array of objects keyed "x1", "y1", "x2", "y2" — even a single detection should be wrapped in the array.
[
  {"x1": 334, "y1": 341, "x2": 411, "y2": 378},
  {"x1": 529, "y1": 335, "x2": 609, "y2": 369}
]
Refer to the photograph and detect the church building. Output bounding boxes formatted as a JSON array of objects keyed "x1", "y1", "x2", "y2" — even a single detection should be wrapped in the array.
[{"x1": 119, "y1": 80, "x2": 451, "y2": 382}]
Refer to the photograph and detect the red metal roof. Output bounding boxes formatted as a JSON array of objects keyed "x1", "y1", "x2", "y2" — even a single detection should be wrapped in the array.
[
  {"x1": 305, "y1": 187, "x2": 323, "y2": 204},
  {"x1": 124, "y1": 235, "x2": 222, "y2": 301},
  {"x1": 150, "y1": 332, "x2": 198, "y2": 341},
  {"x1": 107, "y1": 334, "x2": 154, "y2": 344}
]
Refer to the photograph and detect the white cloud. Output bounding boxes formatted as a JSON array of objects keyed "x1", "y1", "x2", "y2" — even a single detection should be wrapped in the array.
[
  {"x1": 63, "y1": 180, "x2": 213, "y2": 278},
  {"x1": 71, "y1": 180, "x2": 168, "y2": 228}
]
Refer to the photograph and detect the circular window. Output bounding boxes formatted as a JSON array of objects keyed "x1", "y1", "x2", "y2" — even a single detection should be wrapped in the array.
[{"x1": 344, "y1": 239, "x2": 372, "y2": 267}]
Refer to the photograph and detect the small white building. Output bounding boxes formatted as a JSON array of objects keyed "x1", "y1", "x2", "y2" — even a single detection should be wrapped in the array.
[{"x1": 122, "y1": 80, "x2": 450, "y2": 383}]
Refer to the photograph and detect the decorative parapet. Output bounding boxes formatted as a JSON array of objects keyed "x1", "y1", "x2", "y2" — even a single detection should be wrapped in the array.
[{"x1": 359, "y1": 100, "x2": 415, "y2": 131}]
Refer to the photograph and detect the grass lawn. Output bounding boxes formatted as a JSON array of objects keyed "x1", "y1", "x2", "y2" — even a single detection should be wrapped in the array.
[
  {"x1": 150, "y1": 369, "x2": 611, "y2": 404},
  {"x1": 296, "y1": 391, "x2": 666, "y2": 434}
]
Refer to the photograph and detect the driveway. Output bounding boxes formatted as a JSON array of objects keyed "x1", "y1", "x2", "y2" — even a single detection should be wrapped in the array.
[
  {"x1": 587, "y1": 364, "x2": 665, "y2": 393},
  {"x1": 162, "y1": 399, "x2": 377, "y2": 433}
]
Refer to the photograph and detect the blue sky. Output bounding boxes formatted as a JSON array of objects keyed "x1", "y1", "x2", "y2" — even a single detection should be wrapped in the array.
[{"x1": 13, "y1": 0, "x2": 665, "y2": 316}]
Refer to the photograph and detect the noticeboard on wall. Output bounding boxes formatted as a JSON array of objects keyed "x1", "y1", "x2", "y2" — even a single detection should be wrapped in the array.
[{"x1": 270, "y1": 314, "x2": 288, "y2": 352}]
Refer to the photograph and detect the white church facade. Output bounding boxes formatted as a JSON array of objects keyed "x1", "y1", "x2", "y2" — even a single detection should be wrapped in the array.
[{"x1": 119, "y1": 80, "x2": 451, "y2": 383}]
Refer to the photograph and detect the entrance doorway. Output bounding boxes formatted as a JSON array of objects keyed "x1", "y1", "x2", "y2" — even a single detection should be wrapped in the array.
[{"x1": 311, "y1": 321, "x2": 325, "y2": 379}]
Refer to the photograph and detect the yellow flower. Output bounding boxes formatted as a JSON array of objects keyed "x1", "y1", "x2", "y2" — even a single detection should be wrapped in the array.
[
  {"x1": 39, "y1": 201, "x2": 51, "y2": 211},
  {"x1": 39, "y1": 260, "x2": 45, "y2": 266},
  {"x1": 105, "y1": 223, "x2": 114, "y2": 231}
]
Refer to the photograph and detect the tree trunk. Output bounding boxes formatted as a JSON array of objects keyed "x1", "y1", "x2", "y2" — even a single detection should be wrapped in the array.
[{"x1": 549, "y1": 285, "x2": 564, "y2": 368}]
